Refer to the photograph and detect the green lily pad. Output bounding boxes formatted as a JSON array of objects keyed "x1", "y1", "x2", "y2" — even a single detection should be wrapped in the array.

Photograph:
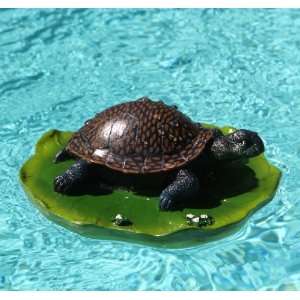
[{"x1": 20, "y1": 127, "x2": 281, "y2": 248}]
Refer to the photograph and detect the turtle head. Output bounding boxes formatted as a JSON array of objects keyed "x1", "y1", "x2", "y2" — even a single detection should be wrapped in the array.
[{"x1": 211, "y1": 129, "x2": 265, "y2": 162}]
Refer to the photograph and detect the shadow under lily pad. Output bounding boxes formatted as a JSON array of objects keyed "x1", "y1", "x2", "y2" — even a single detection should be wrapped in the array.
[{"x1": 19, "y1": 126, "x2": 281, "y2": 248}]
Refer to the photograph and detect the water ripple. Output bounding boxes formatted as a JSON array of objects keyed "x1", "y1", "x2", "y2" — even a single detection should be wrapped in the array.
[{"x1": 0, "y1": 8, "x2": 299, "y2": 290}]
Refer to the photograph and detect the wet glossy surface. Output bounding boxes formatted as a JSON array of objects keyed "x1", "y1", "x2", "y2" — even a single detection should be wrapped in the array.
[{"x1": 0, "y1": 9, "x2": 299, "y2": 290}]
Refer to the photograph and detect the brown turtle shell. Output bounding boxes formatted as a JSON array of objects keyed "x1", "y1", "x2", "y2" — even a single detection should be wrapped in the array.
[{"x1": 66, "y1": 97, "x2": 214, "y2": 174}]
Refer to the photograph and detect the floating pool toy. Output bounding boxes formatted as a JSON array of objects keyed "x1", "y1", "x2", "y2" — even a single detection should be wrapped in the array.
[
  {"x1": 20, "y1": 97, "x2": 281, "y2": 248},
  {"x1": 53, "y1": 97, "x2": 265, "y2": 211}
]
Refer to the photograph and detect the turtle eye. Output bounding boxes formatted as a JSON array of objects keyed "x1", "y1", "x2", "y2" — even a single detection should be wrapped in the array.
[{"x1": 172, "y1": 105, "x2": 178, "y2": 110}]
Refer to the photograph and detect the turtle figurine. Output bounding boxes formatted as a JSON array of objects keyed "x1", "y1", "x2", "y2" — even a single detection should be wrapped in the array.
[{"x1": 53, "y1": 97, "x2": 264, "y2": 211}]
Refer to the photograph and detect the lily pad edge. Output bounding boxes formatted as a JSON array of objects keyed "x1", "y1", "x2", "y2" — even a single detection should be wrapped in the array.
[{"x1": 20, "y1": 127, "x2": 281, "y2": 249}]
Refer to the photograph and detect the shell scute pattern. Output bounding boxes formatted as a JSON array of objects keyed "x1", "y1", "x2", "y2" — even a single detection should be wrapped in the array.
[{"x1": 67, "y1": 97, "x2": 214, "y2": 173}]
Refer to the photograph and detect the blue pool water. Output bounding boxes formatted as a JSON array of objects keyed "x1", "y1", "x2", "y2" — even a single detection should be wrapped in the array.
[{"x1": 0, "y1": 8, "x2": 300, "y2": 290}]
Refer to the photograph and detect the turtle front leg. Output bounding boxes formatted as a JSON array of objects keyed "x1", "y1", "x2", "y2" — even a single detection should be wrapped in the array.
[
  {"x1": 159, "y1": 169, "x2": 200, "y2": 211},
  {"x1": 54, "y1": 159, "x2": 91, "y2": 194}
]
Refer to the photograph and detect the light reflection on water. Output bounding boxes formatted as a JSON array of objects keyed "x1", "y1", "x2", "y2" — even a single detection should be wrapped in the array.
[{"x1": 0, "y1": 8, "x2": 299, "y2": 290}]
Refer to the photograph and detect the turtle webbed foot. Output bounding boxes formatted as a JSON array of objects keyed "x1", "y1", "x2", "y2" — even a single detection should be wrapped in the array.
[
  {"x1": 53, "y1": 159, "x2": 91, "y2": 195},
  {"x1": 160, "y1": 194, "x2": 179, "y2": 211},
  {"x1": 54, "y1": 174, "x2": 74, "y2": 194},
  {"x1": 159, "y1": 169, "x2": 200, "y2": 211}
]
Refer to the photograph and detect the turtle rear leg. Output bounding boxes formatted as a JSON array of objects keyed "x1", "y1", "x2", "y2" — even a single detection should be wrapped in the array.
[
  {"x1": 54, "y1": 159, "x2": 92, "y2": 194},
  {"x1": 159, "y1": 169, "x2": 200, "y2": 211},
  {"x1": 53, "y1": 148, "x2": 72, "y2": 163}
]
